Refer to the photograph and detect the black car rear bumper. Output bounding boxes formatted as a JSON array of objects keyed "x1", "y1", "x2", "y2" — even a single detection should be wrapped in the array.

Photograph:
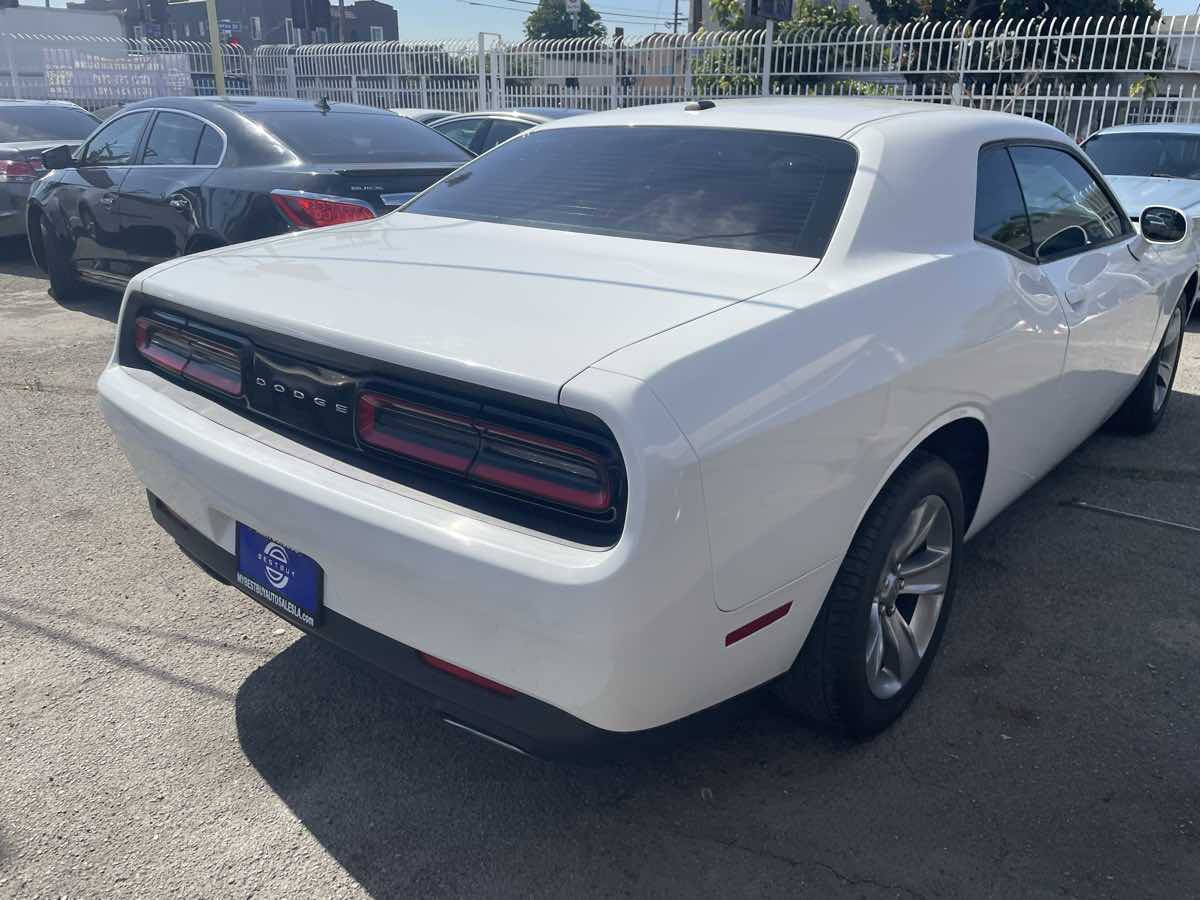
[{"x1": 147, "y1": 491, "x2": 635, "y2": 760}]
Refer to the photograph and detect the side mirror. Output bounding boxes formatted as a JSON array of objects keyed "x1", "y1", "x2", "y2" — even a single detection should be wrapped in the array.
[
  {"x1": 40, "y1": 145, "x2": 75, "y2": 171},
  {"x1": 1036, "y1": 224, "x2": 1089, "y2": 261},
  {"x1": 1139, "y1": 205, "x2": 1188, "y2": 244}
]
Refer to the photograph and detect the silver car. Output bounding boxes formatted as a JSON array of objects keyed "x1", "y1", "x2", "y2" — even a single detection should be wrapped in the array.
[{"x1": 0, "y1": 100, "x2": 98, "y2": 239}]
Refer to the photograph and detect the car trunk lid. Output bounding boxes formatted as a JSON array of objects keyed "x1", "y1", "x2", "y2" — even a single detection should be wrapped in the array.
[
  {"x1": 136, "y1": 212, "x2": 816, "y2": 404},
  {"x1": 307, "y1": 162, "x2": 461, "y2": 212}
]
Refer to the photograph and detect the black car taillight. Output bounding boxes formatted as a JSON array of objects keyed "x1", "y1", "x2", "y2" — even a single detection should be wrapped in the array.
[
  {"x1": 356, "y1": 389, "x2": 615, "y2": 515},
  {"x1": 134, "y1": 315, "x2": 244, "y2": 397}
]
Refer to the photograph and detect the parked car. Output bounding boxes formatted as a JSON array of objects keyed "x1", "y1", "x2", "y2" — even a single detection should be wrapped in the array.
[
  {"x1": 431, "y1": 107, "x2": 590, "y2": 154},
  {"x1": 1083, "y1": 123, "x2": 1200, "y2": 318},
  {"x1": 98, "y1": 98, "x2": 1196, "y2": 758},
  {"x1": 0, "y1": 99, "x2": 98, "y2": 239},
  {"x1": 28, "y1": 96, "x2": 471, "y2": 301},
  {"x1": 389, "y1": 107, "x2": 456, "y2": 125}
]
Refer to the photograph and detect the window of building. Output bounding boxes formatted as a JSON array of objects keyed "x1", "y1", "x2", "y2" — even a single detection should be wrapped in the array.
[
  {"x1": 370, "y1": 25, "x2": 384, "y2": 41},
  {"x1": 198, "y1": 19, "x2": 206, "y2": 37},
  {"x1": 285, "y1": 17, "x2": 296, "y2": 44},
  {"x1": 184, "y1": 23, "x2": 190, "y2": 38},
  {"x1": 250, "y1": 17, "x2": 262, "y2": 40},
  {"x1": 315, "y1": 27, "x2": 328, "y2": 43}
]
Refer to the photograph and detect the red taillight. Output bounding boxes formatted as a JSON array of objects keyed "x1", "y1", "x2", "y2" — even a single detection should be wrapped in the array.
[
  {"x1": 356, "y1": 389, "x2": 614, "y2": 514},
  {"x1": 0, "y1": 158, "x2": 39, "y2": 181},
  {"x1": 419, "y1": 652, "x2": 515, "y2": 696},
  {"x1": 134, "y1": 316, "x2": 243, "y2": 396},
  {"x1": 271, "y1": 191, "x2": 375, "y2": 229}
]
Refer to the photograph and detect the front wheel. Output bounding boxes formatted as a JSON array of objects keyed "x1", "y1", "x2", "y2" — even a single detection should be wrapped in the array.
[
  {"x1": 39, "y1": 213, "x2": 83, "y2": 303},
  {"x1": 775, "y1": 450, "x2": 963, "y2": 737},
  {"x1": 1108, "y1": 296, "x2": 1186, "y2": 435}
]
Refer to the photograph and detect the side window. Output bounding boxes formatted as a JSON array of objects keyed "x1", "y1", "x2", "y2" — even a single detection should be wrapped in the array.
[
  {"x1": 434, "y1": 117, "x2": 488, "y2": 152},
  {"x1": 194, "y1": 126, "x2": 223, "y2": 166},
  {"x1": 479, "y1": 118, "x2": 532, "y2": 152},
  {"x1": 79, "y1": 112, "x2": 149, "y2": 167},
  {"x1": 974, "y1": 146, "x2": 1033, "y2": 257},
  {"x1": 1008, "y1": 145, "x2": 1127, "y2": 260},
  {"x1": 142, "y1": 112, "x2": 206, "y2": 166}
]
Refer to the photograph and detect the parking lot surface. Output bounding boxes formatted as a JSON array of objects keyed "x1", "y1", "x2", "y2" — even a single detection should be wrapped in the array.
[{"x1": 1, "y1": 247, "x2": 1198, "y2": 898}]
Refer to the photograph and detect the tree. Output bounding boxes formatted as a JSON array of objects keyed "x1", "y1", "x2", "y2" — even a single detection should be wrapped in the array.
[
  {"x1": 866, "y1": 0, "x2": 1159, "y2": 27},
  {"x1": 523, "y1": 0, "x2": 607, "y2": 40}
]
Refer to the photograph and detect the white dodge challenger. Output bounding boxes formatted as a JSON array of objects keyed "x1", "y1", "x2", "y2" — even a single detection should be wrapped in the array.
[{"x1": 98, "y1": 99, "x2": 1197, "y2": 757}]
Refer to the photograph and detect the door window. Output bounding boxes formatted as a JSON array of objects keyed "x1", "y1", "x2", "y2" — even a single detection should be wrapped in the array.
[
  {"x1": 434, "y1": 117, "x2": 489, "y2": 152},
  {"x1": 974, "y1": 146, "x2": 1033, "y2": 257},
  {"x1": 142, "y1": 112, "x2": 207, "y2": 166},
  {"x1": 1008, "y1": 145, "x2": 1127, "y2": 261},
  {"x1": 194, "y1": 126, "x2": 223, "y2": 166},
  {"x1": 478, "y1": 118, "x2": 532, "y2": 152},
  {"x1": 79, "y1": 112, "x2": 150, "y2": 167}
]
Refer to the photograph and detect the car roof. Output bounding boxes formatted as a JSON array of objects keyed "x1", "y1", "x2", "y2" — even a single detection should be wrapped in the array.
[
  {"x1": 125, "y1": 96, "x2": 394, "y2": 116},
  {"x1": 1088, "y1": 123, "x2": 1200, "y2": 137},
  {"x1": 510, "y1": 107, "x2": 592, "y2": 120},
  {"x1": 0, "y1": 99, "x2": 91, "y2": 110},
  {"x1": 536, "y1": 96, "x2": 1046, "y2": 139}
]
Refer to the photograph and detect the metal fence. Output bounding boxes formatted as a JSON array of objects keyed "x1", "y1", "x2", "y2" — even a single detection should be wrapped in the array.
[{"x1": 4, "y1": 17, "x2": 1200, "y2": 136}]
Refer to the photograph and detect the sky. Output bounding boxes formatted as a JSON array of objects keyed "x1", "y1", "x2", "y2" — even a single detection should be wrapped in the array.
[{"x1": 397, "y1": 0, "x2": 689, "y2": 39}]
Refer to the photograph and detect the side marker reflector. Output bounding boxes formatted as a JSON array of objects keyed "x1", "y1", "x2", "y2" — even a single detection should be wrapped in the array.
[{"x1": 725, "y1": 601, "x2": 793, "y2": 647}]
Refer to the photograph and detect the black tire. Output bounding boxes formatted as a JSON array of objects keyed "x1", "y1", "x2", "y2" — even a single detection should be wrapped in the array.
[
  {"x1": 1108, "y1": 294, "x2": 1187, "y2": 435},
  {"x1": 775, "y1": 450, "x2": 964, "y2": 737},
  {"x1": 39, "y1": 213, "x2": 83, "y2": 303}
]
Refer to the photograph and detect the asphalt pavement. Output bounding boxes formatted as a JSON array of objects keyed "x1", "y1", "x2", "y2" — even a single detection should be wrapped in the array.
[{"x1": 1, "y1": 244, "x2": 1198, "y2": 898}]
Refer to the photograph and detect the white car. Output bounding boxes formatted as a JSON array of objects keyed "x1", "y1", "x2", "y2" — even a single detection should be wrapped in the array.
[
  {"x1": 1083, "y1": 123, "x2": 1200, "y2": 318},
  {"x1": 97, "y1": 99, "x2": 1197, "y2": 757}
]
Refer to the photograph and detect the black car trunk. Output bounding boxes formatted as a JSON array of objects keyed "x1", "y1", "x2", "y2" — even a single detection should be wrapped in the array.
[{"x1": 309, "y1": 162, "x2": 461, "y2": 212}]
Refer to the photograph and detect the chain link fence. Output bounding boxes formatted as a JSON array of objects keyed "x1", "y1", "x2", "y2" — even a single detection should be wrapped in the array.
[{"x1": 3, "y1": 17, "x2": 1200, "y2": 137}]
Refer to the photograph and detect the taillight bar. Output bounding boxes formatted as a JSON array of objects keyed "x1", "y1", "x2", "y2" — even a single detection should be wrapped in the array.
[
  {"x1": 357, "y1": 389, "x2": 615, "y2": 515},
  {"x1": 270, "y1": 189, "x2": 376, "y2": 229},
  {"x1": 134, "y1": 315, "x2": 245, "y2": 397}
]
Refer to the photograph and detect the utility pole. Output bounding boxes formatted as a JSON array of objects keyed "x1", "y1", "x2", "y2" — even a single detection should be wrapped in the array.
[
  {"x1": 673, "y1": 0, "x2": 680, "y2": 33},
  {"x1": 205, "y1": 0, "x2": 226, "y2": 95},
  {"x1": 338, "y1": 0, "x2": 346, "y2": 41}
]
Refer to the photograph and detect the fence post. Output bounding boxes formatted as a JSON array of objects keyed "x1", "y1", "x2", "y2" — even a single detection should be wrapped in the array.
[
  {"x1": 4, "y1": 34, "x2": 19, "y2": 100},
  {"x1": 285, "y1": 52, "x2": 297, "y2": 99},
  {"x1": 611, "y1": 39, "x2": 620, "y2": 110},
  {"x1": 954, "y1": 23, "x2": 967, "y2": 105},
  {"x1": 477, "y1": 32, "x2": 487, "y2": 111},
  {"x1": 761, "y1": 19, "x2": 773, "y2": 97},
  {"x1": 351, "y1": 74, "x2": 360, "y2": 103}
]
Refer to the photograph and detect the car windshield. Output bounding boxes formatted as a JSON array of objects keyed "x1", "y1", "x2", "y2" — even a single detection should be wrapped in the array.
[
  {"x1": 0, "y1": 106, "x2": 98, "y2": 142},
  {"x1": 247, "y1": 110, "x2": 471, "y2": 164},
  {"x1": 1083, "y1": 132, "x2": 1200, "y2": 180},
  {"x1": 404, "y1": 125, "x2": 857, "y2": 257}
]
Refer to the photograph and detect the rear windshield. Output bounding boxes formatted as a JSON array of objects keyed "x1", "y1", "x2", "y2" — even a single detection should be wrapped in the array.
[
  {"x1": 0, "y1": 106, "x2": 98, "y2": 142},
  {"x1": 247, "y1": 110, "x2": 471, "y2": 164},
  {"x1": 405, "y1": 125, "x2": 857, "y2": 257},
  {"x1": 1083, "y1": 132, "x2": 1200, "y2": 180}
]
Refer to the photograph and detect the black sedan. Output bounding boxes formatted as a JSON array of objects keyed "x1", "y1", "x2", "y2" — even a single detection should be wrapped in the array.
[{"x1": 28, "y1": 96, "x2": 472, "y2": 301}]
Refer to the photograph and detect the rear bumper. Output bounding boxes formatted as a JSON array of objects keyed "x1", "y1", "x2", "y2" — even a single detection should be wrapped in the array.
[
  {"x1": 98, "y1": 362, "x2": 830, "y2": 752},
  {"x1": 149, "y1": 490, "x2": 615, "y2": 758}
]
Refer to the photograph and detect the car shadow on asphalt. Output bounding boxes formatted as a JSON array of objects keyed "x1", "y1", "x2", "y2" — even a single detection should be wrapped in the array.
[
  {"x1": 231, "y1": 362, "x2": 1200, "y2": 897},
  {"x1": 0, "y1": 236, "x2": 122, "y2": 324}
]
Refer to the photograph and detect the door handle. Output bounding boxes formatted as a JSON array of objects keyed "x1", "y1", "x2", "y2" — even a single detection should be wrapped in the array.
[
  {"x1": 99, "y1": 194, "x2": 114, "y2": 207},
  {"x1": 169, "y1": 197, "x2": 189, "y2": 210},
  {"x1": 1065, "y1": 287, "x2": 1086, "y2": 306}
]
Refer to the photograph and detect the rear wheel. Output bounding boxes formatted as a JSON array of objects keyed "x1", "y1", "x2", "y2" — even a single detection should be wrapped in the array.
[
  {"x1": 775, "y1": 451, "x2": 963, "y2": 737},
  {"x1": 1108, "y1": 296, "x2": 1186, "y2": 435},
  {"x1": 39, "y1": 213, "x2": 83, "y2": 303}
]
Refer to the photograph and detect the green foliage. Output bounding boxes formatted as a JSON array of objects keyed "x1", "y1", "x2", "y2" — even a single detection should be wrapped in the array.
[
  {"x1": 866, "y1": 0, "x2": 1160, "y2": 26},
  {"x1": 708, "y1": 0, "x2": 746, "y2": 29},
  {"x1": 523, "y1": 0, "x2": 606, "y2": 40},
  {"x1": 782, "y1": 0, "x2": 862, "y2": 30}
]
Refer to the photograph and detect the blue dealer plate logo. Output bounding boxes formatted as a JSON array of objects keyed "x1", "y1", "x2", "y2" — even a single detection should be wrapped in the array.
[{"x1": 235, "y1": 524, "x2": 323, "y2": 627}]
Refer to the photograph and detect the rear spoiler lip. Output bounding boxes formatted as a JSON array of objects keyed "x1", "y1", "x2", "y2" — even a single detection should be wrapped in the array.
[{"x1": 330, "y1": 161, "x2": 467, "y2": 177}]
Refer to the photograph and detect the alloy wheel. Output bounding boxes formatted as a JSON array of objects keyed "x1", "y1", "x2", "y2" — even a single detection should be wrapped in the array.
[
  {"x1": 865, "y1": 495, "x2": 953, "y2": 700},
  {"x1": 1153, "y1": 306, "x2": 1184, "y2": 414}
]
